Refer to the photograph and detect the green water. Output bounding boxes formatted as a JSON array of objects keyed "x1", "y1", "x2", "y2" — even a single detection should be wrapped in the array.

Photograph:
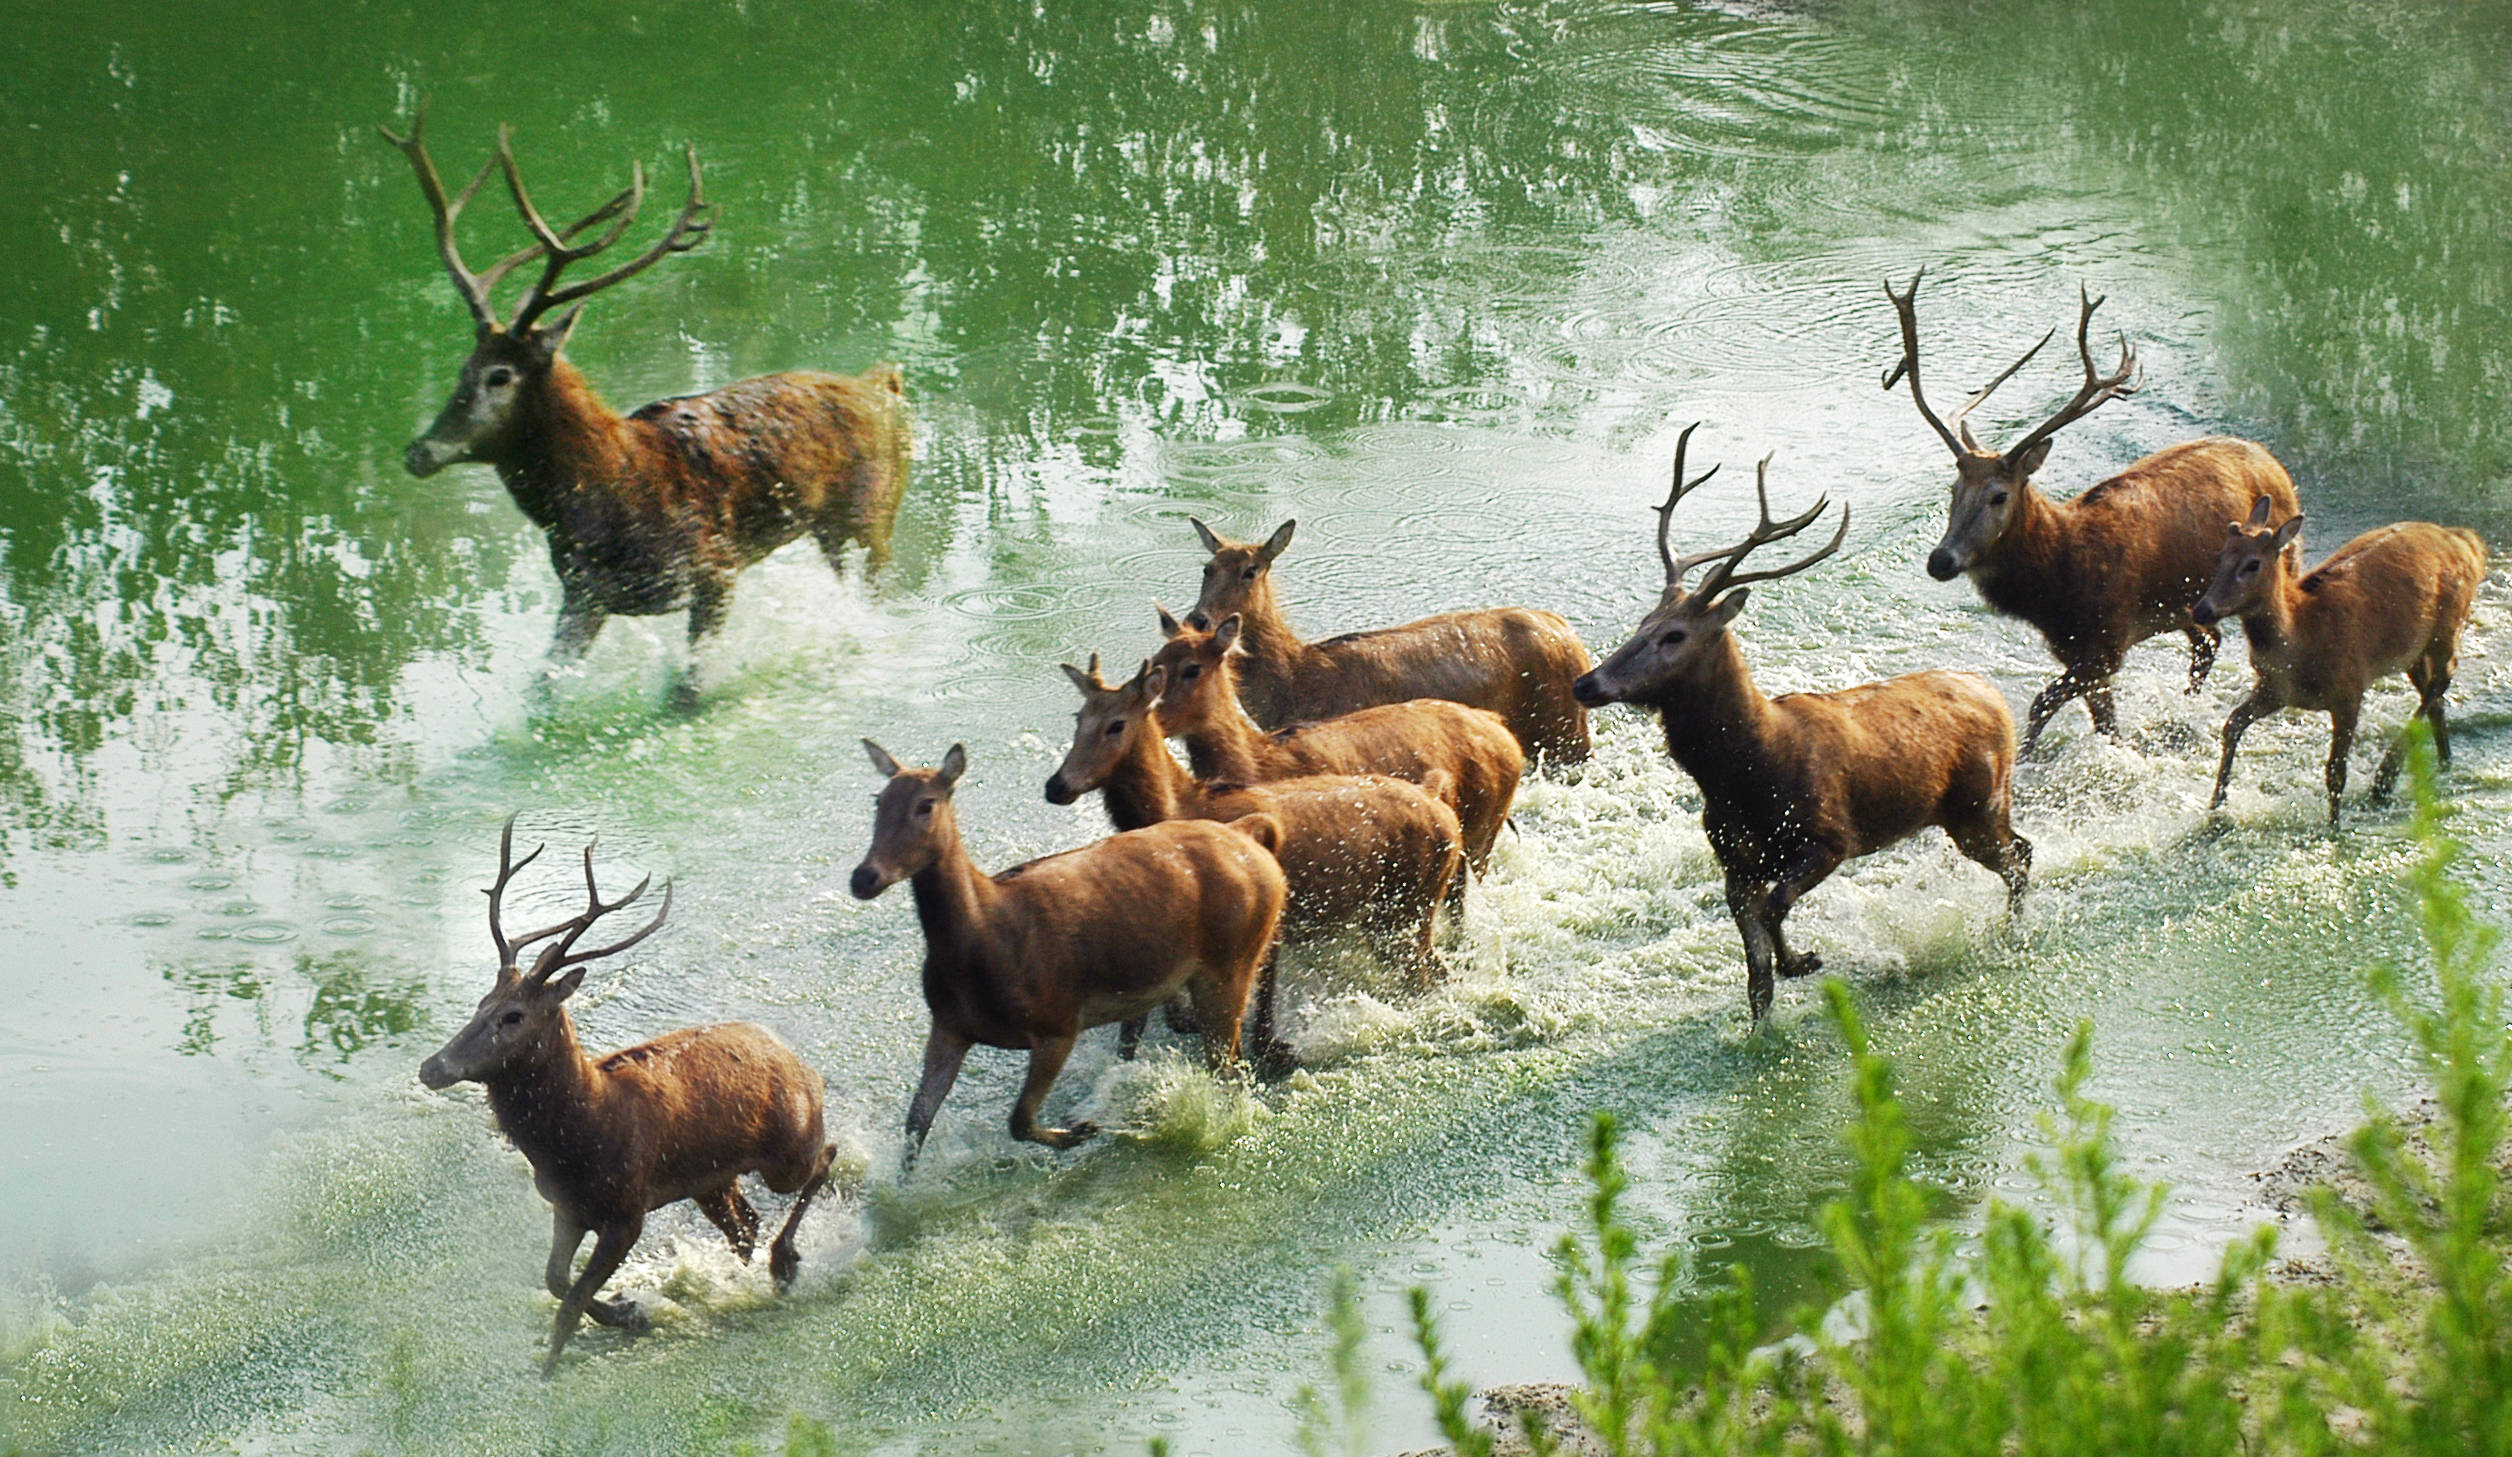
[{"x1": 3, "y1": 0, "x2": 2509, "y2": 1451}]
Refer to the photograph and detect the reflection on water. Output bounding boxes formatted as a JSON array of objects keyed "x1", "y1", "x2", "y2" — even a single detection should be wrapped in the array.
[{"x1": 3, "y1": 0, "x2": 2510, "y2": 1452}]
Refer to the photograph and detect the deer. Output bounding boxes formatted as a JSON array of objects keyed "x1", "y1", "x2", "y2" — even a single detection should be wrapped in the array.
[
  {"x1": 1572, "y1": 427, "x2": 2033, "y2": 1023},
  {"x1": 381, "y1": 104, "x2": 910, "y2": 710},
  {"x1": 1180, "y1": 518, "x2": 1594, "y2": 767},
  {"x1": 850, "y1": 741, "x2": 1286, "y2": 1162},
  {"x1": 418, "y1": 822, "x2": 839, "y2": 1375},
  {"x1": 1884, "y1": 269, "x2": 2301, "y2": 751},
  {"x1": 1147, "y1": 608, "x2": 1524, "y2": 912},
  {"x1": 2192, "y1": 497, "x2": 2487, "y2": 826},
  {"x1": 1045, "y1": 653, "x2": 1464, "y2": 1069}
]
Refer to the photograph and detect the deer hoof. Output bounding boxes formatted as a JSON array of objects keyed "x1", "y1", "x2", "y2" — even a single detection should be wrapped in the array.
[
  {"x1": 1251, "y1": 1039, "x2": 1301, "y2": 1080},
  {"x1": 1779, "y1": 954, "x2": 1822, "y2": 980},
  {"x1": 1046, "y1": 1121, "x2": 1101, "y2": 1149},
  {"x1": 770, "y1": 1245, "x2": 801, "y2": 1291}
]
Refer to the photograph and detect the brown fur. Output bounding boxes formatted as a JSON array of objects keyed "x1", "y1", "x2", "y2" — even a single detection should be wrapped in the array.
[
  {"x1": 850, "y1": 742, "x2": 1286, "y2": 1160},
  {"x1": 1184, "y1": 519, "x2": 1593, "y2": 766},
  {"x1": 1149, "y1": 614, "x2": 1524, "y2": 893},
  {"x1": 2193, "y1": 504, "x2": 2487, "y2": 824},
  {"x1": 1577, "y1": 449, "x2": 2029, "y2": 1021},
  {"x1": 1045, "y1": 656, "x2": 1465, "y2": 1067},
  {"x1": 419, "y1": 837, "x2": 835, "y2": 1374}
]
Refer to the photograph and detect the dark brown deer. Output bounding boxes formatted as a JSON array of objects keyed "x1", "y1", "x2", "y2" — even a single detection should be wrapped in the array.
[
  {"x1": 850, "y1": 741, "x2": 1285, "y2": 1161},
  {"x1": 1148, "y1": 610, "x2": 1524, "y2": 902},
  {"x1": 382, "y1": 105, "x2": 910, "y2": 709},
  {"x1": 1572, "y1": 428, "x2": 2031, "y2": 1022},
  {"x1": 1045, "y1": 654, "x2": 1463, "y2": 1068},
  {"x1": 419, "y1": 823, "x2": 838, "y2": 1374},
  {"x1": 1885, "y1": 270, "x2": 2300, "y2": 750},
  {"x1": 1181, "y1": 518, "x2": 1594, "y2": 767},
  {"x1": 2192, "y1": 497, "x2": 2486, "y2": 826}
]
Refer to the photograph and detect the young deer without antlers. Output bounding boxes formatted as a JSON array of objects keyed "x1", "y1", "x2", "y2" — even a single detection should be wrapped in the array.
[
  {"x1": 1045, "y1": 654, "x2": 1464, "y2": 1069},
  {"x1": 419, "y1": 824, "x2": 838, "y2": 1374},
  {"x1": 382, "y1": 105, "x2": 910, "y2": 709},
  {"x1": 1573, "y1": 427, "x2": 2032, "y2": 1023},
  {"x1": 2193, "y1": 497, "x2": 2486, "y2": 826},
  {"x1": 1148, "y1": 609, "x2": 1524, "y2": 915},
  {"x1": 1885, "y1": 269, "x2": 2300, "y2": 751},
  {"x1": 1181, "y1": 518, "x2": 1594, "y2": 767},
  {"x1": 850, "y1": 742, "x2": 1286, "y2": 1161}
]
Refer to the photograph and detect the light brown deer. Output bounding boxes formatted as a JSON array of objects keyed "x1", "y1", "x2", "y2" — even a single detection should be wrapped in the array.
[
  {"x1": 1148, "y1": 610, "x2": 1524, "y2": 904},
  {"x1": 850, "y1": 741, "x2": 1285, "y2": 1161},
  {"x1": 1046, "y1": 654, "x2": 1464, "y2": 1068},
  {"x1": 419, "y1": 823, "x2": 838, "y2": 1374},
  {"x1": 1572, "y1": 428, "x2": 2031, "y2": 1022},
  {"x1": 2192, "y1": 497, "x2": 2486, "y2": 826},
  {"x1": 1181, "y1": 518, "x2": 1594, "y2": 767},
  {"x1": 1885, "y1": 270, "x2": 2300, "y2": 750},
  {"x1": 382, "y1": 105, "x2": 910, "y2": 709}
]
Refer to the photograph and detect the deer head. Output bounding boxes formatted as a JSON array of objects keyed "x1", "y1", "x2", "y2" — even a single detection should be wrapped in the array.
[
  {"x1": 1045, "y1": 655, "x2": 1167, "y2": 804},
  {"x1": 2192, "y1": 496, "x2": 2306, "y2": 626},
  {"x1": 1882, "y1": 270, "x2": 2142, "y2": 580},
  {"x1": 851, "y1": 740, "x2": 968, "y2": 899},
  {"x1": 420, "y1": 819, "x2": 672, "y2": 1088},
  {"x1": 1575, "y1": 425, "x2": 1847, "y2": 708},
  {"x1": 1146, "y1": 609, "x2": 1245, "y2": 734},
  {"x1": 381, "y1": 102, "x2": 712, "y2": 477},
  {"x1": 1185, "y1": 518, "x2": 1295, "y2": 632}
]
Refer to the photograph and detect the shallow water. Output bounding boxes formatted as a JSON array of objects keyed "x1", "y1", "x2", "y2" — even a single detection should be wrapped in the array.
[{"x1": 4, "y1": 0, "x2": 2510, "y2": 1451}]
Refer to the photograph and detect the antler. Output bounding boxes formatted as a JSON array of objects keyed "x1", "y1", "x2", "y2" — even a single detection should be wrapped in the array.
[
  {"x1": 483, "y1": 813, "x2": 549, "y2": 969},
  {"x1": 1995, "y1": 284, "x2": 2141, "y2": 469},
  {"x1": 1882, "y1": 267, "x2": 2065, "y2": 460},
  {"x1": 502, "y1": 127, "x2": 712, "y2": 334},
  {"x1": 1654, "y1": 421, "x2": 1724, "y2": 583},
  {"x1": 1683, "y1": 454, "x2": 1850, "y2": 604},
  {"x1": 520, "y1": 843, "x2": 674, "y2": 986}
]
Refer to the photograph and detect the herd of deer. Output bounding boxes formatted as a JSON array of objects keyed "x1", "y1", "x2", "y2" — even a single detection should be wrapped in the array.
[{"x1": 383, "y1": 114, "x2": 2489, "y2": 1369}]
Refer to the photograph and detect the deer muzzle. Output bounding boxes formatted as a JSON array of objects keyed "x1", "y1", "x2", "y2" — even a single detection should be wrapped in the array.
[
  {"x1": 417, "y1": 1052, "x2": 461, "y2": 1089},
  {"x1": 1925, "y1": 545, "x2": 1963, "y2": 581},
  {"x1": 404, "y1": 436, "x2": 457, "y2": 478},
  {"x1": 849, "y1": 862, "x2": 891, "y2": 900},
  {"x1": 1571, "y1": 669, "x2": 1617, "y2": 708}
]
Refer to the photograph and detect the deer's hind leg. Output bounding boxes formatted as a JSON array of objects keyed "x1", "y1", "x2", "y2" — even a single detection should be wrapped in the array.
[
  {"x1": 1007, "y1": 1032, "x2": 1096, "y2": 1149},
  {"x1": 695, "y1": 1185, "x2": 760, "y2": 1263}
]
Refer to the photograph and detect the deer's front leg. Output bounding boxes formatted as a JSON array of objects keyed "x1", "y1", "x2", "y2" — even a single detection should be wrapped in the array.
[
  {"x1": 545, "y1": 1216, "x2": 644, "y2": 1376},
  {"x1": 1726, "y1": 872, "x2": 1779, "y2": 1024},
  {"x1": 902, "y1": 1025, "x2": 973, "y2": 1170},
  {"x1": 545, "y1": 1211, "x2": 587, "y2": 1300},
  {"x1": 2210, "y1": 694, "x2": 2270, "y2": 810},
  {"x1": 547, "y1": 593, "x2": 607, "y2": 666},
  {"x1": 2183, "y1": 622, "x2": 2220, "y2": 693},
  {"x1": 670, "y1": 576, "x2": 733, "y2": 713},
  {"x1": 2023, "y1": 669, "x2": 2093, "y2": 754},
  {"x1": 2325, "y1": 698, "x2": 2360, "y2": 828},
  {"x1": 1008, "y1": 1032, "x2": 1096, "y2": 1149},
  {"x1": 1767, "y1": 843, "x2": 1843, "y2": 980}
]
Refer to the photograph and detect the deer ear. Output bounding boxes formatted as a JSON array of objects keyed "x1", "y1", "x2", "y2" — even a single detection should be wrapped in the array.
[
  {"x1": 1259, "y1": 520, "x2": 1296, "y2": 563},
  {"x1": 2248, "y1": 495, "x2": 2276, "y2": 526},
  {"x1": 1154, "y1": 602, "x2": 1185, "y2": 638},
  {"x1": 937, "y1": 743, "x2": 968, "y2": 787},
  {"x1": 1059, "y1": 661, "x2": 1097, "y2": 694},
  {"x1": 2009, "y1": 438, "x2": 2053, "y2": 479},
  {"x1": 1213, "y1": 614, "x2": 1244, "y2": 654},
  {"x1": 544, "y1": 965, "x2": 588, "y2": 1002},
  {"x1": 1189, "y1": 517, "x2": 1224, "y2": 554},
  {"x1": 1707, "y1": 589, "x2": 1751, "y2": 626},
  {"x1": 1139, "y1": 665, "x2": 1168, "y2": 707},
  {"x1": 863, "y1": 739, "x2": 902, "y2": 778},
  {"x1": 529, "y1": 305, "x2": 583, "y2": 360},
  {"x1": 2271, "y1": 514, "x2": 2306, "y2": 553}
]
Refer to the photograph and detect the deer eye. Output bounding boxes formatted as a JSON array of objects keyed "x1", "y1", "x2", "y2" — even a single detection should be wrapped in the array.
[
  {"x1": 2240, "y1": 560, "x2": 2260, "y2": 576},
  {"x1": 1240, "y1": 568, "x2": 1257, "y2": 581},
  {"x1": 483, "y1": 366, "x2": 515, "y2": 388},
  {"x1": 500, "y1": 1010, "x2": 524, "y2": 1026},
  {"x1": 915, "y1": 800, "x2": 936, "y2": 818},
  {"x1": 1104, "y1": 719, "x2": 1124, "y2": 738},
  {"x1": 1989, "y1": 490, "x2": 2010, "y2": 507},
  {"x1": 1180, "y1": 664, "x2": 1202, "y2": 681},
  {"x1": 1658, "y1": 629, "x2": 1687, "y2": 647}
]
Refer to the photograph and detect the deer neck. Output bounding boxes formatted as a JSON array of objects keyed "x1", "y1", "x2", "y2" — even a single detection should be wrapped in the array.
[
  {"x1": 1232, "y1": 583, "x2": 1315, "y2": 704},
  {"x1": 906, "y1": 826, "x2": 1001, "y2": 965},
  {"x1": 1646, "y1": 637, "x2": 1783, "y2": 791},
  {"x1": 1100, "y1": 722, "x2": 1193, "y2": 832},
  {"x1": 483, "y1": 1015, "x2": 608, "y2": 1173},
  {"x1": 1174, "y1": 678, "x2": 1273, "y2": 781},
  {"x1": 1969, "y1": 482, "x2": 2067, "y2": 617},
  {"x1": 2233, "y1": 566, "x2": 2303, "y2": 668},
  {"x1": 492, "y1": 358, "x2": 635, "y2": 528}
]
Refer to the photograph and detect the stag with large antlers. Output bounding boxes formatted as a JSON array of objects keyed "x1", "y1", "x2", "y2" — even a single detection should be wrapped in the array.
[
  {"x1": 1179, "y1": 519, "x2": 1594, "y2": 767},
  {"x1": 1046, "y1": 653, "x2": 1464, "y2": 1069},
  {"x1": 1884, "y1": 270, "x2": 2299, "y2": 750},
  {"x1": 420, "y1": 823, "x2": 839, "y2": 1374},
  {"x1": 2192, "y1": 497, "x2": 2486, "y2": 826},
  {"x1": 382, "y1": 105, "x2": 910, "y2": 709},
  {"x1": 851, "y1": 742, "x2": 1285, "y2": 1161},
  {"x1": 1574, "y1": 426, "x2": 2032, "y2": 1022}
]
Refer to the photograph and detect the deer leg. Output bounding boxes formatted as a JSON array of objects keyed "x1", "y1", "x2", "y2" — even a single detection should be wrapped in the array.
[
  {"x1": 545, "y1": 1212, "x2": 588, "y2": 1300},
  {"x1": 1115, "y1": 1015, "x2": 1148, "y2": 1060},
  {"x1": 766, "y1": 1144, "x2": 836, "y2": 1291},
  {"x1": 1185, "y1": 960, "x2": 1255, "y2": 1077},
  {"x1": 1766, "y1": 845, "x2": 1843, "y2": 980},
  {"x1": 2023, "y1": 671, "x2": 2091, "y2": 755},
  {"x1": 695, "y1": 1185, "x2": 759, "y2": 1263},
  {"x1": 2210, "y1": 694, "x2": 2270, "y2": 810},
  {"x1": 546, "y1": 1217, "x2": 645, "y2": 1376},
  {"x1": 2184, "y1": 622, "x2": 2220, "y2": 693},
  {"x1": 2325, "y1": 699, "x2": 2360, "y2": 829},
  {"x1": 669, "y1": 577, "x2": 733, "y2": 714},
  {"x1": 1007, "y1": 1032, "x2": 1097, "y2": 1149},
  {"x1": 547, "y1": 594, "x2": 607, "y2": 666},
  {"x1": 2085, "y1": 680, "x2": 2119, "y2": 739},
  {"x1": 1247, "y1": 948, "x2": 1298, "y2": 1080},
  {"x1": 1952, "y1": 821, "x2": 2033, "y2": 920},
  {"x1": 902, "y1": 1025, "x2": 973, "y2": 1170},
  {"x1": 1726, "y1": 873, "x2": 1779, "y2": 1023}
]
